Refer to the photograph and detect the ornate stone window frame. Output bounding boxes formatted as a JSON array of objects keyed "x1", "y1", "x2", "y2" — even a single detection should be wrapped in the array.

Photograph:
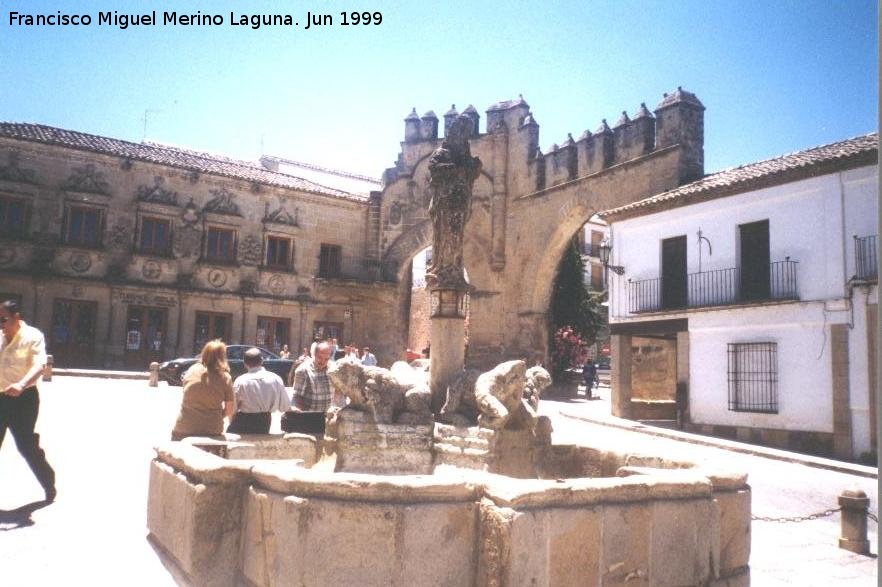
[
  {"x1": 61, "y1": 198, "x2": 107, "y2": 250},
  {"x1": 203, "y1": 219, "x2": 239, "y2": 266},
  {"x1": 0, "y1": 191, "x2": 33, "y2": 241},
  {"x1": 135, "y1": 202, "x2": 177, "y2": 258},
  {"x1": 264, "y1": 234, "x2": 295, "y2": 272}
]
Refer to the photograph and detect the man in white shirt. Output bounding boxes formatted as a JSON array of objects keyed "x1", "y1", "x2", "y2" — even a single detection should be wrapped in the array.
[
  {"x1": 226, "y1": 348, "x2": 289, "y2": 434},
  {"x1": 0, "y1": 299, "x2": 56, "y2": 502}
]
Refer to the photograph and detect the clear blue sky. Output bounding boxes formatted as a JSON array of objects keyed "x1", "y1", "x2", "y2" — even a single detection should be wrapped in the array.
[{"x1": 1, "y1": 0, "x2": 877, "y2": 178}]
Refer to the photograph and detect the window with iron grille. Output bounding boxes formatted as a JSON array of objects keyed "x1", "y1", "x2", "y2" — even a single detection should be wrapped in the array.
[
  {"x1": 727, "y1": 342, "x2": 778, "y2": 413},
  {"x1": 319, "y1": 244, "x2": 341, "y2": 278},
  {"x1": 139, "y1": 216, "x2": 171, "y2": 255},
  {"x1": 206, "y1": 227, "x2": 235, "y2": 262},
  {"x1": 0, "y1": 196, "x2": 28, "y2": 239}
]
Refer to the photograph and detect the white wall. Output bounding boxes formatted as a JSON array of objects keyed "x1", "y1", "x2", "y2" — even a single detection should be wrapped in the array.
[
  {"x1": 849, "y1": 284, "x2": 877, "y2": 456},
  {"x1": 609, "y1": 163, "x2": 878, "y2": 449},
  {"x1": 842, "y1": 166, "x2": 878, "y2": 280},
  {"x1": 609, "y1": 166, "x2": 878, "y2": 320},
  {"x1": 688, "y1": 302, "x2": 840, "y2": 432}
]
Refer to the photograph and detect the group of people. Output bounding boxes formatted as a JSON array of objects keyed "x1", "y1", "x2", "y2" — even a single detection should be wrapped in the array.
[{"x1": 170, "y1": 337, "x2": 379, "y2": 440}]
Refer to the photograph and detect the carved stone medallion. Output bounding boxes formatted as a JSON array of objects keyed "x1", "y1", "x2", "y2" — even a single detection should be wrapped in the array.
[
  {"x1": 207, "y1": 269, "x2": 227, "y2": 288},
  {"x1": 142, "y1": 261, "x2": 161, "y2": 280},
  {"x1": 70, "y1": 253, "x2": 92, "y2": 273},
  {"x1": 268, "y1": 274, "x2": 285, "y2": 295}
]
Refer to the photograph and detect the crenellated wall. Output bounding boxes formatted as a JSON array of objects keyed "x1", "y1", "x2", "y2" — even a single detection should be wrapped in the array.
[{"x1": 375, "y1": 88, "x2": 703, "y2": 367}]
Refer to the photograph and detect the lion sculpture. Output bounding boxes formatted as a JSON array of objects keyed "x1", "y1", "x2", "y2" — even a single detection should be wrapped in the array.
[{"x1": 327, "y1": 357, "x2": 433, "y2": 425}]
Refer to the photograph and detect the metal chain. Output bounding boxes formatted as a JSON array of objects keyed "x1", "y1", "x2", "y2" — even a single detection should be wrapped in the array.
[{"x1": 752, "y1": 507, "x2": 841, "y2": 523}]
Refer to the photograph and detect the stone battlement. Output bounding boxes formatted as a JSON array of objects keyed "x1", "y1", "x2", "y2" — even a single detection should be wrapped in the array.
[{"x1": 388, "y1": 87, "x2": 705, "y2": 189}]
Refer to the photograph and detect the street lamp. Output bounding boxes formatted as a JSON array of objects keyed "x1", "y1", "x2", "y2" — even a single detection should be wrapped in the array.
[{"x1": 598, "y1": 238, "x2": 625, "y2": 276}]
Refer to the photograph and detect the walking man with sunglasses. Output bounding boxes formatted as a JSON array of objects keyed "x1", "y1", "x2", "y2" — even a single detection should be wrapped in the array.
[{"x1": 0, "y1": 299, "x2": 56, "y2": 502}]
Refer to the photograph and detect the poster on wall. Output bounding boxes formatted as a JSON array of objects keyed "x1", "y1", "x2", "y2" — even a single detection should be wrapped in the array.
[{"x1": 126, "y1": 330, "x2": 141, "y2": 351}]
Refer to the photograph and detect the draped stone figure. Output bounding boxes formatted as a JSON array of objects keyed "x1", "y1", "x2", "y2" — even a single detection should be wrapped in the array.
[{"x1": 426, "y1": 114, "x2": 482, "y2": 290}]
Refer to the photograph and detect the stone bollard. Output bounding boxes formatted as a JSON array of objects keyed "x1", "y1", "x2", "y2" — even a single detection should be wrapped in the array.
[
  {"x1": 43, "y1": 355, "x2": 53, "y2": 382},
  {"x1": 149, "y1": 362, "x2": 160, "y2": 387},
  {"x1": 838, "y1": 489, "x2": 870, "y2": 555}
]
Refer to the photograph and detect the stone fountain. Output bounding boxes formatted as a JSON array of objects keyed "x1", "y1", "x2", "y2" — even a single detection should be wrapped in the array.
[{"x1": 146, "y1": 116, "x2": 750, "y2": 586}]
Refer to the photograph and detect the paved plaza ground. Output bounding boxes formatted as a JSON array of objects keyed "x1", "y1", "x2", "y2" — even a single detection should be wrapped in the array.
[{"x1": 0, "y1": 376, "x2": 878, "y2": 585}]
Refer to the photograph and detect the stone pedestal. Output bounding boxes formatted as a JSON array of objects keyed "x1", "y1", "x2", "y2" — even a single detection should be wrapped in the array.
[
  {"x1": 433, "y1": 417, "x2": 553, "y2": 478},
  {"x1": 327, "y1": 409, "x2": 433, "y2": 475}
]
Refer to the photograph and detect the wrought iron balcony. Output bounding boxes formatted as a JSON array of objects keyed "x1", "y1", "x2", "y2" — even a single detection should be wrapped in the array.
[
  {"x1": 854, "y1": 235, "x2": 877, "y2": 281},
  {"x1": 628, "y1": 259, "x2": 800, "y2": 314}
]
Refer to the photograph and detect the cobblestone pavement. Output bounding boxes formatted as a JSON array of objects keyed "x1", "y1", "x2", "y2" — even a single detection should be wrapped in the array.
[{"x1": 0, "y1": 376, "x2": 877, "y2": 585}]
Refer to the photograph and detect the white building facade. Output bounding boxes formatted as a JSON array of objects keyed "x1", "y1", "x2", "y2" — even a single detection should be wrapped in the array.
[{"x1": 600, "y1": 134, "x2": 878, "y2": 461}]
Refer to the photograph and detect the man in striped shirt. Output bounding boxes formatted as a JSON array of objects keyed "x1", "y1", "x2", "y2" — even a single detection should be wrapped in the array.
[{"x1": 291, "y1": 342, "x2": 341, "y2": 411}]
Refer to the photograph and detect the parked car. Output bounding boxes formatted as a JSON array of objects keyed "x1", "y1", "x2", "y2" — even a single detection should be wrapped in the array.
[{"x1": 158, "y1": 345, "x2": 294, "y2": 386}]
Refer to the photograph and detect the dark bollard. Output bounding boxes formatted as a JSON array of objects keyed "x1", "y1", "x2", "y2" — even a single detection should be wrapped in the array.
[
  {"x1": 43, "y1": 354, "x2": 53, "y2": 382},
  {"x1": 838, "y1": 489, "x2": 870, "y2": 555}
]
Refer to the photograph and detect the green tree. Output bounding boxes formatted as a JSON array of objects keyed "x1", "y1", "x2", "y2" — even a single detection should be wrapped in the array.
[{"x1": 549, "y1": 238, "x2": 607, "y2": 373}]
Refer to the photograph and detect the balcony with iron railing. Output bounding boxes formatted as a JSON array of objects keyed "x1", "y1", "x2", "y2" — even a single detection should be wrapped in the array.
[
  {"x1": 628, "y1": 259, "x2": 800, "y2": 314},
  {"x1": 854, "y1": 235, "x2": 877, "y2": 281}
]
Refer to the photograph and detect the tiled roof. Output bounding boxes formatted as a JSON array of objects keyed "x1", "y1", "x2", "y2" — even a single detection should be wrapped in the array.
[
  {"x1": 0, "y1": 122, "x2": 365, "y2": 201},
  {"x1": 600, "y1": 133, "x2": 878, "y2": 221}
]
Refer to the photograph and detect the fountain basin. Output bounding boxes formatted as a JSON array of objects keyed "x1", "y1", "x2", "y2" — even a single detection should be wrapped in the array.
[{"x1": 147, "y1": 431, "x2": 750, "y2": 586}]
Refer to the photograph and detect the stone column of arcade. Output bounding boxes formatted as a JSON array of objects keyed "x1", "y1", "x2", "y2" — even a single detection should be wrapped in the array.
[{"x1": 425, "y1": 114, "x2": 482, "y2": 413}]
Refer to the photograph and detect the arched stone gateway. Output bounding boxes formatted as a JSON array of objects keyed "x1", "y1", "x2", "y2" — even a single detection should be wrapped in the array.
[{"x1": 374, "y1": 90, "x2": 704, "y2": 367}]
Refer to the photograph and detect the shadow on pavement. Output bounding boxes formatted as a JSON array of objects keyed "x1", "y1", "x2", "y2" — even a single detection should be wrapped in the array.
[{"x1": 0, "y1": 499, "x2": 52, "y2": 531}]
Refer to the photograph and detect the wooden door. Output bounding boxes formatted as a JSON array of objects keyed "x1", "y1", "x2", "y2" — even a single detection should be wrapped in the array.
[
  {"x1": 50, "y1": 299, "x2": 98, "y2": 367},
  {"x1": 256, "y1": 316, "x2": 290, "y2": 354},
  {"x1": 124, "y1": 306, "x2": 168, "y2": 369},
  {"x1": 740, "y1": 220, "x2": 770, "y2": 301},
  {"x1": 661, "y1": 236, "x2": 687, "y2": 309},
  {"x1": 193, "y1": 311, "x2": 232, "y2": 355}
]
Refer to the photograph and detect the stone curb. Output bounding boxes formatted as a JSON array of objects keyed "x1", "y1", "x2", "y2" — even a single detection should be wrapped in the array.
[
  {"x1": 52, "y1": 369, "x2": 150, "y2": 380},
  {"x1": 561, "y1": 410, "x2": 878, "y2": 480}
]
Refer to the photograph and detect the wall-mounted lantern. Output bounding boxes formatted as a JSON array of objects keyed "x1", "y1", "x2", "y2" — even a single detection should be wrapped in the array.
[{"x1": 598, "y1": 238, "x2": 625, "y2": 276}]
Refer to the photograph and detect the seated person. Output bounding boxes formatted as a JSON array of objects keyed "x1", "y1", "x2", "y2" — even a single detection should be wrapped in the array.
[{"x1": 227, "y1": 348, "x2": 289, "y2": 434}]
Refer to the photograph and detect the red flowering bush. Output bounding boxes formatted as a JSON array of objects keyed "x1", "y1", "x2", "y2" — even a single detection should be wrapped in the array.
[{"x1": 550, "y1": 326, "x2": 587, "y2": 377}]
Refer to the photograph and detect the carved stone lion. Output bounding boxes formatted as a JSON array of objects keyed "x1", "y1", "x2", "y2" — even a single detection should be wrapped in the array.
[
  {"x1": 439, "y1": 360, "x2": 547, "y2": 431},
  {"x1": 328, "y1": 358, "x2": 432, "y2": 425}
]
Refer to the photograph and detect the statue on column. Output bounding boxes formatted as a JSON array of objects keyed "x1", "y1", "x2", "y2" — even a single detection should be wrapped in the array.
[{"x1": 426, "y1": 114, "x2": 482, "y2": 290}]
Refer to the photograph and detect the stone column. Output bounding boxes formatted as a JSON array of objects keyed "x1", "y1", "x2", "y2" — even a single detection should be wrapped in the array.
[
  {"x1": 611, "y1": 334, "x2": 632, "y2": 418},
  {"x1": 676, "y1": 330, "x2": 690, "y2": 426},
  {"x1": 429, "y1": 289, "x2": 468, "y2": 413}
]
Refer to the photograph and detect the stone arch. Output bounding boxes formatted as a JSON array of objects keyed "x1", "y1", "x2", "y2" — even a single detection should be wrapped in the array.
[{"x1": 526, "y1": 199, "x2": 604, "y2": 326}]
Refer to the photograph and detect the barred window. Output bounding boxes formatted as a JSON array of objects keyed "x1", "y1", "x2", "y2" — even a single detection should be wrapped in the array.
[
  {"x1": 319, "y1": 244, "x2": 341, "y2": 278},
  {"x1": 727, "y1": 342, "x2": 778, "y2": 413}
]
